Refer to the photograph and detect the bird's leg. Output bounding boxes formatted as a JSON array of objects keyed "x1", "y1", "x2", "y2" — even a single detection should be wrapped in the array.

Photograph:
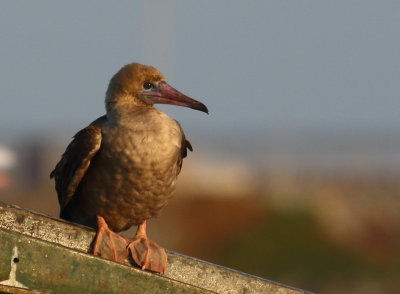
[
  {"x1": 92, "y1": 216, "x2": 128, "y2": 263},
  {"x1": 127, "y1": 221, "x2": 168, "y2": 273}
]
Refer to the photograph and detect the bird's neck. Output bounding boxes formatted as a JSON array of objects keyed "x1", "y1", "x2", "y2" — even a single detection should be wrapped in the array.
[
  {"x1": 105, "y1": 93, "x2": 152, "y2": 122},
  {"x1": 107, "y1": 106, "x2": 165, "y2": 130}
]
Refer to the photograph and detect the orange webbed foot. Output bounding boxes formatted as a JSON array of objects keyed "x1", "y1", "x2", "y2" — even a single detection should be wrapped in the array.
[
  {"x1": 127, "y1": 221, "x2": 168, "y2": 273},
  {"x1": 92, "y1": 216, "x2": 129, "y2": 264}
]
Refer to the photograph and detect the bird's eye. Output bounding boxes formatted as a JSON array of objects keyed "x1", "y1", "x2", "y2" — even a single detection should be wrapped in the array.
[{"x1": 143, "y1": 82, "x2": 154, "y2": 90}]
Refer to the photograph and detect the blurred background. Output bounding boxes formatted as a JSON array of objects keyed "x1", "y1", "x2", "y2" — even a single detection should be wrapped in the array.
[{"x1": 1, "y1": 1, "x2": 400, "y2": 293}]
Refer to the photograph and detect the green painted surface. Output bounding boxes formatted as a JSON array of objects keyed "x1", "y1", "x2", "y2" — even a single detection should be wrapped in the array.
[
  {"x1": 0, "y1": 228, "x2": 211, "y2": 294},
  {"x1": 0, "y1": 201, "x2": 310, "y2": 294}
]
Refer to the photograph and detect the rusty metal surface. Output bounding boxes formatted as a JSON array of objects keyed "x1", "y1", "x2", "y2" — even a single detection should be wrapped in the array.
[{"x1": 0, "y1": 201, "x2": 310, "y2": 294}]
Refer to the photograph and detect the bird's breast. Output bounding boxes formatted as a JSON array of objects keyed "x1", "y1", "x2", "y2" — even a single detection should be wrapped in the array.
[
  {"x1": 100, "y1": 113, "x2": 182, "y2": 193},
  {"x1": 103, "y1": 111, "x2": 181, "y2": 166},
  {"x1": 101, "y1": 124, "x2": 181, "y2": 177},
  {"x1": 77, "y1": 111, "x2": 183, "y2": 230}
]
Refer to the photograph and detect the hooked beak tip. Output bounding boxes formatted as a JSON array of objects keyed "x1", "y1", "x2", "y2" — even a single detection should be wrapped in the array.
[
  {"x1": 195, "y1": 103, "x2": 209, "y2": 114},
  {"x1": 203, "y1": 106, "x2": 209, "y2": 115}
]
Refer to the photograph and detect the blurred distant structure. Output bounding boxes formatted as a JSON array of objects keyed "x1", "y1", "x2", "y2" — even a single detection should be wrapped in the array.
[
  {"x1": 15, "y1": 139, "x2": 46, "y2": 189},
  {"x1": 0, "y1": 146, "x2": 16, "y2": 189}
]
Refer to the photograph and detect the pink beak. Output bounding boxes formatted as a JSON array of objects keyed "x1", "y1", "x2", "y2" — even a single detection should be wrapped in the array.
[{"x1": 142, "y1": 81, "x2": 208, "y2": 114}]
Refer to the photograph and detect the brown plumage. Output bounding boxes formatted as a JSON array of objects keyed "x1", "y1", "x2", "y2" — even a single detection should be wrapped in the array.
[{"x1": 50, "y1": 63, "x2": 207, "y2": 272}]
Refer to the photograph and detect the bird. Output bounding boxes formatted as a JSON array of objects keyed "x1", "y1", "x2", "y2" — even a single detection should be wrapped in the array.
[{"x1": 50, "y1": 62, "x2": 208, "y2": 273}]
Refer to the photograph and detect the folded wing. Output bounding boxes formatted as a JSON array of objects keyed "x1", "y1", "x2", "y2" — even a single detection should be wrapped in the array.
[{"x1": 50, "y1": 117, "x2": 104, "y2": 210}]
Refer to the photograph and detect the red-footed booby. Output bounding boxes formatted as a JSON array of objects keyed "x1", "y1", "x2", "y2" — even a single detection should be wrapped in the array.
[{"x1": 50, "y1": 63, "x2": 208, "y2": 273}]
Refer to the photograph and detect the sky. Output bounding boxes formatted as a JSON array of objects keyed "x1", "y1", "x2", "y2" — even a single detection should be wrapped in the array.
[{"x1": 1, "y1": 1, "x2": 400, "y2": 158}]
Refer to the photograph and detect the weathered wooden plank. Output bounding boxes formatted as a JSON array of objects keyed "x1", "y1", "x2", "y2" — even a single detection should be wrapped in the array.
[
  {"x1": 0, "y1": 201, "x2": 310, "y2": 294},
  {"x1": 0, "y1": 228, "x2": 210, "y2": 294},
  {"x1": 0, "y1": 284, "x2": 49, "y2": 294}
]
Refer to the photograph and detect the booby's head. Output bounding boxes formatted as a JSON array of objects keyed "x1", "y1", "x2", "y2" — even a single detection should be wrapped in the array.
[{"x1": 105, "y1": 63, "x2": 208, "y2": 114}]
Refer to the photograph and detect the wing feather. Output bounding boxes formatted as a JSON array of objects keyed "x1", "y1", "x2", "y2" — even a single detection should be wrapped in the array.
[
  {"x1": 50, "y1": 117, "x2": 104, "y2": 209},
  {"x1": 175, "y1": 120, "x2": 193, "y2": 175}
]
